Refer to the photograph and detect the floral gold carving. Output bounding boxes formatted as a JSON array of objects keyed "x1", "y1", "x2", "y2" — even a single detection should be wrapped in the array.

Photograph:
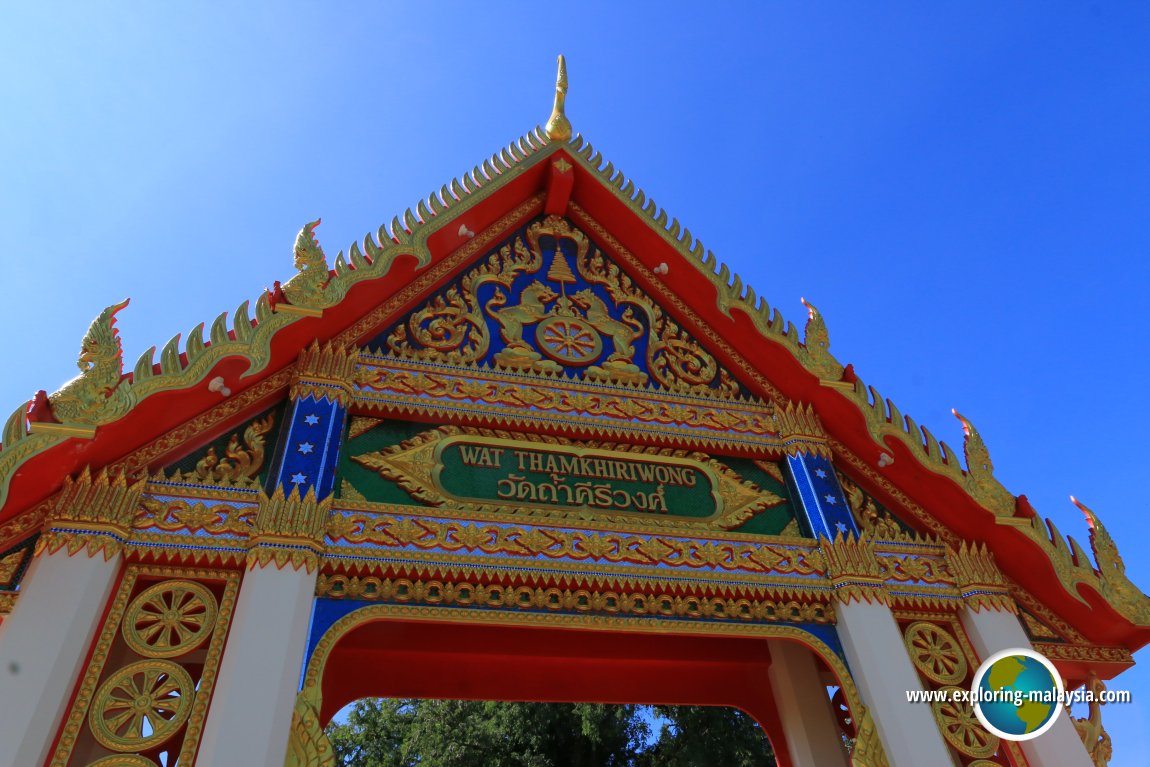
[
  {"x1": 249, "y1": 487, "x2": 332, "y2": 571},
  {"x1": 316, "y1": 574, "x2": 833, "y2": 624},
  {"x1": 292, "y1": 340, "x2": 357, "y2": 405},
  {"x1": 284, "y1": 689, "x2": 336, "y2": 767},
  {"x1": 134, "y1": 497, "x2": 255, "y2": 536},
  {"x1": 944, "y1": 542, "x2": 1014, "y2": 612},
  {"x1": 1072, "y1": 672, "x2": 1113, "y2": 767},
  {"x1": 171, "y1": 414, "x2": 274, "y2": 486},
  {"x1": 774, "y1": 402, "x2": 831, "y2": 457},
  {"x1": 39, "y1": 467, "x2": 146, "y2": 559},
  {"x1": 838, "y1": 472, "x2": 909, "y2": 541},
  {"x1": 821, "y1": 533, "x2": 887, "y2": 604},
  {"x1": 382, "y1": 215, "x2": 740, "y2": 394},
  {"x1": 325, "y1": 511, "x2": 826, "y2": 577},
  {"x1": 848, "y1": 705, "x2": 889, "y2": 767}
]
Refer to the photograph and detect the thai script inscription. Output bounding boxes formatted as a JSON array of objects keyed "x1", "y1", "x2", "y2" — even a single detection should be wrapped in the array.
[{"x1": 435, "y1": 439, "x2": 719, "y2": 519}]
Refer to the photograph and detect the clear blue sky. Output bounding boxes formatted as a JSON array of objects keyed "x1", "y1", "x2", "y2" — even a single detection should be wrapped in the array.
[{"x1": 3, "y1": 3, "x2": 1148, "y2": 761}]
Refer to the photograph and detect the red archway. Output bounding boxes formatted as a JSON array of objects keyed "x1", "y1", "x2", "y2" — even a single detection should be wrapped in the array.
[{"x1": 312, "y1": 616, "x2": 854, "y2": 767}]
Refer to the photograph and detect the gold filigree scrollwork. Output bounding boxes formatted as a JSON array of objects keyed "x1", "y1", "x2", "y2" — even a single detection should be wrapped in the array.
[
  {"x1": 285, "y1": 689, "x2": 336, "y2": 767},
  {"x1": 293, "y1": 340, "x2": 357, "y2": 405},
  {"x1": 122, "y1": 580, "x2": 218, "y2": 659},
  {"x1": 88, "y1": 659, "x2": 195, "y2": 752},
  {"x1": 0, "y1": 550, "x2": 24, "y2": 584},
  {"x1": 1072, "y1": 672, "x2": 1113, "y2": 767},
  {"x1": 903, "y1": 621, "x2": 968, "y2": 685},
  {"x1": 39, "y1": 467, "x2": 146, "y2": 559},
  {"x1": 381, "y1": 215, "x2": 740, "y2": 394},
  {"x1": 945, "y1": 542, "x2": 1014, "y2": 612},
  {"x1": 848, "y1": 705, "x2": 889, "y2": 767},
  {"x1": 316, "y1": 575, "x2": 833, "y2": 624},
  {"x1": 326, "y1": 511, "x2": 825, "y2": 575},
  {"x1": 821, "y1": 533, "x2": 887, "y2": 604},
  {"x1": 931, "y1": 685, "x2": 998, "y2": 758},
  {"x1": 249, "y1": 486, "x2": 332, "y2": 571},
  {"x1": 133, "y1": 498, "x2": 255, "y2": 535},
  {"x1": 774, "y1": 402, "x2": 831, "y2": 457},
  {"x1": 837, "y1": 472, "x2": 908, "y2": 541},
  {"x1": 171, "y1": 414, "x2": 274, "y2": 486}
]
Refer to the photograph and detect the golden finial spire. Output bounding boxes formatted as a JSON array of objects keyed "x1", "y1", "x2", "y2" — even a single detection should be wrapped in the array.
[{"x1": 545, "y1": 54, "x2": 572, "y2": 142}]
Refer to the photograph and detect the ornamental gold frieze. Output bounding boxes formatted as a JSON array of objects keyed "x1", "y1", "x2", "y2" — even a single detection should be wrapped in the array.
[
  {"x1": 133, "y1": 494, "x2": 257, "y2": 537},
  {"x1": 1031, "y1": 642, "x2": 1134, "y2": 666},
  {"x1": 292, "y1": 340, "x2": 357, "y2": 405},
  {"x1": 352, "y1": 355, "x2": 783, "y2": 453},
  {"x1": 323, "y1": 508, "x2": 826, "y2": 580},
  {"x1": 350, "y1": 426, "x2": 782, "y2": 529},
  {"x1": 315, "y1": 573, "x2": 834, "y2": 625},
  {"x1": 37, "y1": 467, "x2": 146, "y2": 559}
]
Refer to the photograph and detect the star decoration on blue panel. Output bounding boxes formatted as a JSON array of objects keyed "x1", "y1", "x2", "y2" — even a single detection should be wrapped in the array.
[
  {"x1": 835, "y1": 521, "x2": 848, "y2": 534},
  {"x1": 814, "y1": 468, "x2": 827, "y2": 479},
  {"x1": 298, "y1": 442, "x2": 315, "y2": 454},
  {"x1": 824, "y1": 494, "x2": 837, "y2": 505},
  {"x1": 290, "y1": 473, "x2": 308, "y2": 485},
  {"x1": 303, "y1": 414, "x2": 320, "y2": 426}
]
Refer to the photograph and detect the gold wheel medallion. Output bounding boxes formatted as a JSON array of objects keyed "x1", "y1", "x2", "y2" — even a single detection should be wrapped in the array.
[
  {"x1": 89, "y1": 659, "x2": 194, "y2": 751},
  {"x1": 932, "y1": 685, "x2": 999, "y2": 758},
  {"x1": 86, "y1": 756, "x2": 159, "y2": 767},
  {"x1": 123, "y1": 580, "x2": 217, "y2": 658},
  {"x1": 905, "y1": 621, "x2": 968, "y2": 685},
  {"x1": 536, "y1": 316, "x2": 602, "y2": 365}
]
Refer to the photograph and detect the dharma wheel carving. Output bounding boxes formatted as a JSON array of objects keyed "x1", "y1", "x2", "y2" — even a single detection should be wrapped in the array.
[
  {"x1": 85, "y1": 756, "x2": 159, "y2": 767},
  {"x1": 88, "y1": 659, "x2": 195, "y2": 752},
  {"x1": 931, "y1": 685, "x2": 999, "y2": 758},
  {"x1": 905, "y1": 621, "x2": 968, "y2": 685},
  {"x1": 122, "y1": 580, "x2": 217, "y2": 659}
]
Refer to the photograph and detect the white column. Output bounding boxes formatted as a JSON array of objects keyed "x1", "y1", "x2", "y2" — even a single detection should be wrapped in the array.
[
  {"x1": 0, "y1": 548, "x2": 120, "y2": 767},
  {"x1": 767, "y1": 639, "x2": 851, "y2": 767},
  {"x1": 960, "y1": 607, "x2": 1092, "y2": 767},
  {"x1": 196, "y1": 563, "x2": 316, "y2": 767},
  {"x1": 834, "y1": 600, "x2": 953, "y2": 766}
]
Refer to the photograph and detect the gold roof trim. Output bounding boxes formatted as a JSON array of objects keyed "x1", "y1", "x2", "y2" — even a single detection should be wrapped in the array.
[{"x1": 0, "y1": 107, "x2": 1145, "y2": 630}]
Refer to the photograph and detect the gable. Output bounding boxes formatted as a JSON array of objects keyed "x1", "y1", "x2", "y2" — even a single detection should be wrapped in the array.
[
  {"x1": 0, "y1": 124, "x2": 1146, "y2": 653},
  {"x1": 368, "y1": 214, "x2": 744, "y2": 396}
]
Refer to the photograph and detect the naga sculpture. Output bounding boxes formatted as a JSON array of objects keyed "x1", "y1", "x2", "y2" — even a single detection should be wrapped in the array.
[
  {"x1": 49, "y1": 299, "x2": 130, "y2": 424},
  {"x1": 283, "y1": 219, "x2": 330, "y2": 309}
]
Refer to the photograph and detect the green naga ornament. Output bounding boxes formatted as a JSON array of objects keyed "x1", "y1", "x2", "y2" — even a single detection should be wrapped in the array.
[{"x1": 48, "y1": 299, "x2": 130, "y2": 425}]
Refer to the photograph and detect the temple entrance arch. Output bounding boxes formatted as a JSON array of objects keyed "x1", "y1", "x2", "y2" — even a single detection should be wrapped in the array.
[
  {"x1": 0, "y1": 58, "x2": 1138, "y2": 767},
  {"x1": 287, "y1": 604, "x2": 863, "y2": 767}
]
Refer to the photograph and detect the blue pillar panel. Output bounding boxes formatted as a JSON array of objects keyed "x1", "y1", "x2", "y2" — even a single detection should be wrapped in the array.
[
  {"x1": 784, "y1": 453, "x2": 859, "y2": 539},
  {"x1": 269, "y1": 394, "x2": 346, "y2": 500}
]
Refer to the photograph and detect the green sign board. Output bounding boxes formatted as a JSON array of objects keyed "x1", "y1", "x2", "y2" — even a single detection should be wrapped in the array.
[{"x1": 351, "y1": 428, "x2": 781, "y2": 529}]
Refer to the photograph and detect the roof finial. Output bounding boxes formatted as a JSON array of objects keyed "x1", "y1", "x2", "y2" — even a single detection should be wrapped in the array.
[{"x1": 545, "y1": 54, "x2": 572, "y2": 142}]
